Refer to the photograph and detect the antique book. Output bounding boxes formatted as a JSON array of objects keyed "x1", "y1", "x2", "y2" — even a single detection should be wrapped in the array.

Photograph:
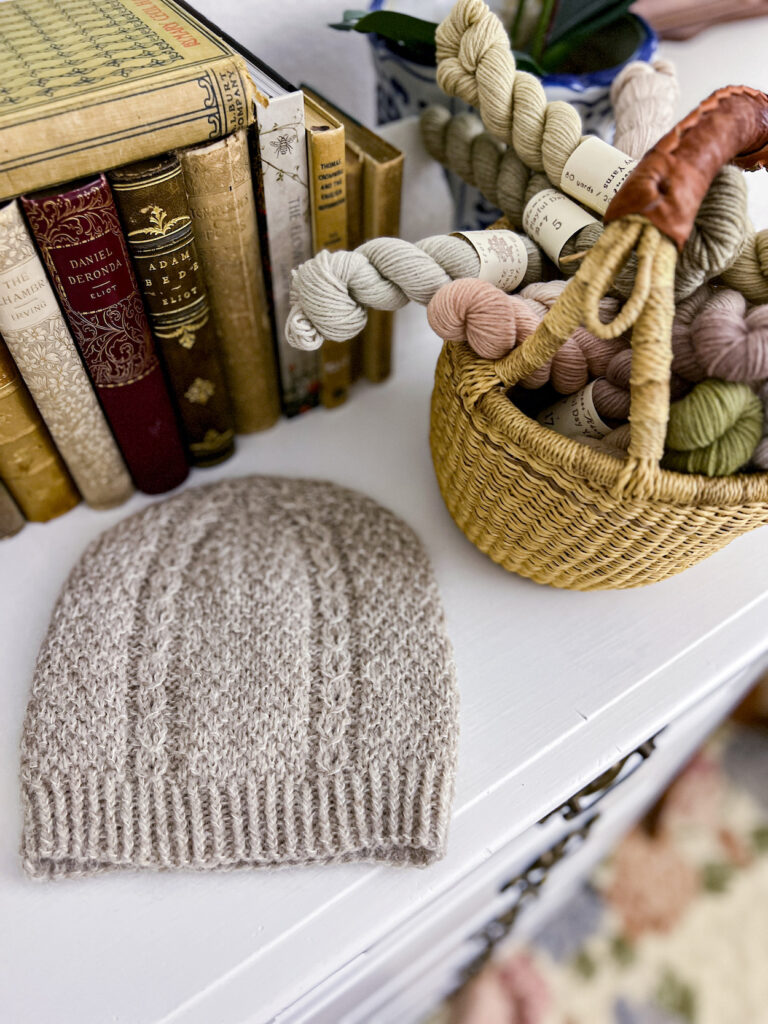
[
  {"x1": 0, "y1": 339, "x2": 79, "y2": 522},
  {"x1": 249, "y1": 67, "x2": 319, "y2": 417},
  {"x1": 304, "y1": 95, "x2": 350, "y2": 409},
  {"x1": 344, "y1": 143, "x2": 366, "y2": 382},
  {"x1": 22, "y1": 175, "x2": 189, "y2": 495},
  {"x1": 0, "y1": 0, "x2": 252, "y2": 200},
  {"x1": 110, "y1": 154, "x2": 235, "y2": 466},
  {"x1": 0, "y1": 200, "x2": 134, "y2": 509},
  {"x1": 180, "y1": 130, "x2": 280, "y2": 434},
  {"x1": 0, "y1": 481, "x2": 25, "y2": 539},
  {"x1": 302, "y1": 87, "x2": 404, "y2": 383}
]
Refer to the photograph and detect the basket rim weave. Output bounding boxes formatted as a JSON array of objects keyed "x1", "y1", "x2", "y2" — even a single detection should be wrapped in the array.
[{"x1": 447, "y1": 341, "x2": 768, "y2": 509}]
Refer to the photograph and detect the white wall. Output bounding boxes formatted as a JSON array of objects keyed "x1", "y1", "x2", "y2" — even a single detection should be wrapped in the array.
[{"x1": 193, "y1": 0, "x2": 379, "y2": 125}]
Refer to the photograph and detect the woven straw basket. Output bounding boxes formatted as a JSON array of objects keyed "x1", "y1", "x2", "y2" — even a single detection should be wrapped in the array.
[{"x1": 429, "y1": 86, "x2": 768, "y2": 590}]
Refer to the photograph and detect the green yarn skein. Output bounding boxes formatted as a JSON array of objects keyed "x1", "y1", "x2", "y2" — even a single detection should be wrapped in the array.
[{"x1": 662, "y1": 379, "x2": 764, "y2": 476}]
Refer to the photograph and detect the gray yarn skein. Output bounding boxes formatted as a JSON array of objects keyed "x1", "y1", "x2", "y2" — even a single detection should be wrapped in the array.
[
  {"x1": 285, "y1": 231, "x2": 543, "y2": 351},
  {"x1": 420, "y1": 105, "x2": 749, "y2": 302}
]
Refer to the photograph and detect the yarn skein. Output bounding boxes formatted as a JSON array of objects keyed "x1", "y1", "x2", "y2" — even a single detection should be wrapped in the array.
[
  {"x1": 688, "y1": 289, "x2": 768, "y2": 382},
  {"x1": 419, "y1": 105, "x2": 749, "y2": 302},
  {"x1": 571, "y1": 384, "x2": 762, "y2": 476},
  {"x1": 429, "y1": 0, "x2": 752, "y2": 298},
  {"x1": 426, "y1": 278, "x2": 627, "y2": 392},
  {"x1": 426, "y1": 278, "x2": 697, "y2": 415},
  {"x1": 610, "y1": 59, "x2": 680, "y2": 160},
  {"x1": 662, "y1": 379, "x2": 764, "y2": 476},
  {"x1": 284, "y1": 231, "x2": 542, "y2": 351}
]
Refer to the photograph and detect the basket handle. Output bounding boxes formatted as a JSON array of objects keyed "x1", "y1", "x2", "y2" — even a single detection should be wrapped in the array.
[
  {"x1": 470, "y1": 86, "x2": 768, "y2": 487},
  {"x1": 605, "y1": 85, "x2": 768, "y2": 249}
]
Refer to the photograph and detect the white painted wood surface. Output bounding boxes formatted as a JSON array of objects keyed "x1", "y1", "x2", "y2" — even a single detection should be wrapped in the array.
[{"x1": 2, "y1": 8, "x2": 768, "y2": 1023}]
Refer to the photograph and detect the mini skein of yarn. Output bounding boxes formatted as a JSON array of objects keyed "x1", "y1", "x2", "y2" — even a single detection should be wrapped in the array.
[
  {"x1": 419, "y1": 105, "x2": 749, "y2": 302},
  {"x1": 426, "y1": 278, "x2": 626, "y2": 392},
  {"x1": 592, "y1": 349, "x2": 690, "y2": 420},
  {"x1": 610, "y1": 60, "x2": 680, "y2": 160},
  {"x1": 662, "y1": 379, "x2": 764, "y2": 476},
  {"x1": 688, "y1": 289, "x2": 768, "y2": 382},
  {"x1": 285, "y1": 231, "x2": 542, "y2": 352},
  {"x1": 579, "y1": 384, "x2": 762, "y2": 476},
  {"x1": 431, "y1": 0, "x2": 751, "y2": 298}
]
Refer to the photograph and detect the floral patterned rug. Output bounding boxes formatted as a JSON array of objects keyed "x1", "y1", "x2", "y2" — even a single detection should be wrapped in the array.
[{"x1": 437, "y1": 700, "x2": 768, "y2": 1024}]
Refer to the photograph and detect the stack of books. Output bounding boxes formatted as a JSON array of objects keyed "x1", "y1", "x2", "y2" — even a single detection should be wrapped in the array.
[{"x1": 0, "y1": 0, "x2": 404, "y2": 536}]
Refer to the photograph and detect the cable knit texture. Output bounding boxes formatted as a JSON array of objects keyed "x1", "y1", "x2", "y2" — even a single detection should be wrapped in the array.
[{"x1": 20, "y1": 476, "x2": 459, "y2": 879}]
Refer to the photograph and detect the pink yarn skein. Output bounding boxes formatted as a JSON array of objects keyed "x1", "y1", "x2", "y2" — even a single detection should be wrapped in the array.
[
  {"x1": 426, "y1": 279, "x2": 627, "y2": 393},
  {"x1": 672, "y1": 287, "x2": 768, "y2": 383}
]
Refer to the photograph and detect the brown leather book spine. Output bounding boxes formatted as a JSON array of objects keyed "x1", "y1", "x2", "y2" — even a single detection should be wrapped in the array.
[
  {"x1": 0, "y1": 480, "x2": 24, "y2": 538},
  {"x1": 21, "y1": 175, "x2": 189, "y2": 496},
  {"x1": 0, "y1": 338, "x2": 79, "y2": 522},
  {"x1": 110, "y1": 154, "x2": 235, "y2": 466},
  {"x1": 180, "y1": 131, "x2": 280, "y2": 434}
]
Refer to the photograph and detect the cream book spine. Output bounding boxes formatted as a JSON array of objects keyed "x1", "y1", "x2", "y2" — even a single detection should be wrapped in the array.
[
  {"x1": 253, "y1": 88, "x2": 319, "y2": 416},
  {"x1": 0, "y1": 200, "x2": 134, "y2": 508},
  {"x1": 180, "y1": 129, "x2": 280, "y2": 434}
]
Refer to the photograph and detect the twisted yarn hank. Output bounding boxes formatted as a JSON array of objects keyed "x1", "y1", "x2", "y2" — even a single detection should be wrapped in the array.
[
  {"x1": 426, "y1": 278, "x2": 626, "y2": 392},
  {"x1": 582, "y1": 383, "x2": 762, "y2": 475},
  {"x1": 435, "y1": 0, "x2": 582, "y2": 183},
  {"x1": 420, "y1": 104, "x2": 749, "y2": 302},
  {"x1": 662, "y1": 379, "x2": 764, "y2": 476},
  {"x1": 610, "y1": 59, "x2": 680, "y2": 160},
  {"x1": 592, "y1": 349, "x2": 690, "y2": 420},
  {"x1": 285, "y1": 231, "x2": 542, "y2": 351},
  {"x1": 430, "y1": 0, "x2": 751, "y2": 299}
]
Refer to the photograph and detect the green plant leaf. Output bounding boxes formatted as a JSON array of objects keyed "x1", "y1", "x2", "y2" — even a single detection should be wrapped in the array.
[
  {"x1": 512, "y1": 49, "x2": 547, "y2": 75},
  {"x1": 529, "y1": 0, "x2": 557, "y2": 63},
  {"x1": 330, "y1": 10, "x2": 438, "y2": 47},
  {"x1": 540, "y1": 7, "x2": 638, "y2": 72},
  {"x1": 547, "y1": 0, "x2": 633, "y2": 47}
]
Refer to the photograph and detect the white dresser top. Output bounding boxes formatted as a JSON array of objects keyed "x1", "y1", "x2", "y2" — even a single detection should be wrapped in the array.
[{"x1": 3, "y1": 7, "x2": 768, "y2": 1022}]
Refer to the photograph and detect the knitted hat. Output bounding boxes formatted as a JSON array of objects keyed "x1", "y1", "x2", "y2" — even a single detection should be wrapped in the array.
[{"x1": 20, "y1": 476, "x2": 459, "y2": 878}]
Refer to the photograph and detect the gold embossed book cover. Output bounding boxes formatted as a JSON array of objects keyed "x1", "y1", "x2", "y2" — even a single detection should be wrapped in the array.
[{"x1": 0, "y1": 0, "x2": 252, "y2": 199}]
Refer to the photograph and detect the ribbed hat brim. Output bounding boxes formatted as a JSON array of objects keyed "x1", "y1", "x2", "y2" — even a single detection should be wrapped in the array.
[{"x1": 22, "y1": 761, "x2": 455, "y2": 879}]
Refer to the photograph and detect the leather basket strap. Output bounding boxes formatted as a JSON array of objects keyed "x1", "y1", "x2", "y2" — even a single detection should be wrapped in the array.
[{"x1": 605, "y1": 85, "x2": 768, "y2": 250}]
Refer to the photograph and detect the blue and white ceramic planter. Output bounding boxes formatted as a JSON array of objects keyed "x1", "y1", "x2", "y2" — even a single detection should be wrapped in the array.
[{"x1": 368, "y1": 3, "x2": 657, "y2": 229}]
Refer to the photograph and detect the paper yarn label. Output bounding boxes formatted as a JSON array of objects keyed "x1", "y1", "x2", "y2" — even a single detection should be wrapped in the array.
[
  {"x1": 537, "y1": 380, "x2": 611, "y2": 440},
  {"x1": 560, "y1": 137, "x2": 638, "y2": 215},
  {"x1": 522, "y1": 189, "x2": 597, "y2": 264},
  {"x1": 452, "y1": 229, "x2": 528, "y2": 291}
]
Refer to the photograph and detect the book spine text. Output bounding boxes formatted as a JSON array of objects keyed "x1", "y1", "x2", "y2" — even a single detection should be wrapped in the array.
[
  {"x1": 0, "y1": 200, "x2": 133, "y2": 509},
  {"x1": 110, "y1": 154, "x2": 235, "y2": 466},
  {"x1": 22, "y1": 175, "x2": 189, "y2": 495},
  {"x1": 306, "y1": 117, "x2": 350, "y2": 409},
  {"x1": 254, "y1": 90, "x2": 319, "y2": 417},
  {"x1": 0, "y1": 0, "x2": 252, "y2": 201}
]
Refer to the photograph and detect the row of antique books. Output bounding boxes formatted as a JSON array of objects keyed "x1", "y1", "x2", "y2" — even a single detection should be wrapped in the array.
[{"x1": 0, "y1": 0, "x2": 403, "y2": 538}]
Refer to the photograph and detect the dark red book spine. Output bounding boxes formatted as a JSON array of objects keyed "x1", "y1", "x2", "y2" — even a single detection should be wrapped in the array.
[{"x1": 21, "y1": 175, "x2": 188, "y2": 495}]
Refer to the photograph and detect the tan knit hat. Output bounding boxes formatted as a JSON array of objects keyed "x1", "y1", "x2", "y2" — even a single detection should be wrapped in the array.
[{"x1": 20, "y1": 476, "x2": 459, "y2": 878}]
